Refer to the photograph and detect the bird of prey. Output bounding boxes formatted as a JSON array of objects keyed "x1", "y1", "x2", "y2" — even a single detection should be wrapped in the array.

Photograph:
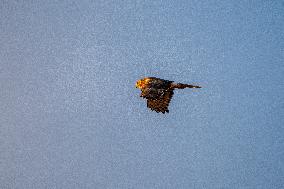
[{"x1": 136, "y1": 77, "x2": 201, "y2": 113}]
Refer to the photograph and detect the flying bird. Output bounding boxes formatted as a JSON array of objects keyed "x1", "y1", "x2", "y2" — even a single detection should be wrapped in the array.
[{"x1": 136, "y1": 77, "x2": 201, "y2": 113}]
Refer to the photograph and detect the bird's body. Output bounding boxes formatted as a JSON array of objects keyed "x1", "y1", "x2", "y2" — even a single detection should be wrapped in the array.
[{"x1": 136, "y1": 77, "x2": 201, "y2": 113}]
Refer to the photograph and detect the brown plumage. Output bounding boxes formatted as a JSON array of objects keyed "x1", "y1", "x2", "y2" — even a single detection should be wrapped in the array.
[{"x1": 136, "y1": 77, "x2": 201, "y2": 113}]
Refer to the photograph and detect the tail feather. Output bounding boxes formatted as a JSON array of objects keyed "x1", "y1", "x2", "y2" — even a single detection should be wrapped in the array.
[{"x1": 172, "y1": 83, "x2": 201, "y2": 89}]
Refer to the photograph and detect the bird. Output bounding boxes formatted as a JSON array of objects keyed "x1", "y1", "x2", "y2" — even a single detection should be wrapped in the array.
[{"x1": 136, "y1": 77, "x2": 201, "y2": 113}]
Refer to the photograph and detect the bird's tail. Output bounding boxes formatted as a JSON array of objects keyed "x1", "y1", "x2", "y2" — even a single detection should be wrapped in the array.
[{"x1": 171, "y1": 83, "x2": 201, "y2": 89}]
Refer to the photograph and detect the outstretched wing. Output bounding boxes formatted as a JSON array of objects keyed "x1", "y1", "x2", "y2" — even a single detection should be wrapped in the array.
[{"x1": 146, "y1": 89, "x2": 174, "y2": 113}]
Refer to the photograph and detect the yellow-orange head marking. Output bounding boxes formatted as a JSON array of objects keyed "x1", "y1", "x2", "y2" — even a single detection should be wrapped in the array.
[
  {"x1": 135, "y1": 78, "x2": 150, "y2": 89},
  {"x1": 135, "y1": 79, "x2": 144, "y2": 89}
]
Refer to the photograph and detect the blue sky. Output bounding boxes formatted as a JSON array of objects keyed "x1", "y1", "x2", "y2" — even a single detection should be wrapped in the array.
[{"x1": 1, "y1": 1, "x2": 283, "y2": 188}]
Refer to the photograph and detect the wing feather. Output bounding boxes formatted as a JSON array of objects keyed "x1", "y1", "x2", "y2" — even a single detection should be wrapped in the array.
[{"x1": 146, "y1": 89, "x2": 174, "y2": 113}]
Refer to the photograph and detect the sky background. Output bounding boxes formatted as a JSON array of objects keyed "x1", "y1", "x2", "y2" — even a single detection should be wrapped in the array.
[{"x1": 1, "y1": 0, "x2": 283, "y2": 188}]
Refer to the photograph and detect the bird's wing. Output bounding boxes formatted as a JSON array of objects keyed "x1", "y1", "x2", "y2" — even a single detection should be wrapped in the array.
[
  {"x1": 146, "y1": 89, "x2": 174, "y2": 113},
  {"x1": 148, "y1": 77, "x2": 173, "y2": 89}
]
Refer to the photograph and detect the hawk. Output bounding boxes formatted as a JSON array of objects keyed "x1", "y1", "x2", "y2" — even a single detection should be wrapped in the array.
[{"x1": 136, "y1": 77, "x2": 201, "y2": 113}]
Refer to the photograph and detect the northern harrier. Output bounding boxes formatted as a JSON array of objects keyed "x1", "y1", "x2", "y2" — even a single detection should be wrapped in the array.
[{"x1": 136, "y1": 77, "x2": 201, "y2": 113}]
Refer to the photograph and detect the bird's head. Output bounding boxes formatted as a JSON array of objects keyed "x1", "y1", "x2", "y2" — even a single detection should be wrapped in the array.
[
  {"x1": 136, "y1": 78, "x2": 150, "y2": 89},
  {"x1": 135, "y1": 79, "x2": 144, "y2": 89}
]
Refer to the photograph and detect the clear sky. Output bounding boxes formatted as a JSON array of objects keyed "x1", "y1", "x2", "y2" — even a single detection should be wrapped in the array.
[{"x1": 1, "y1": 1, "x2": 283, "y2": 188}]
